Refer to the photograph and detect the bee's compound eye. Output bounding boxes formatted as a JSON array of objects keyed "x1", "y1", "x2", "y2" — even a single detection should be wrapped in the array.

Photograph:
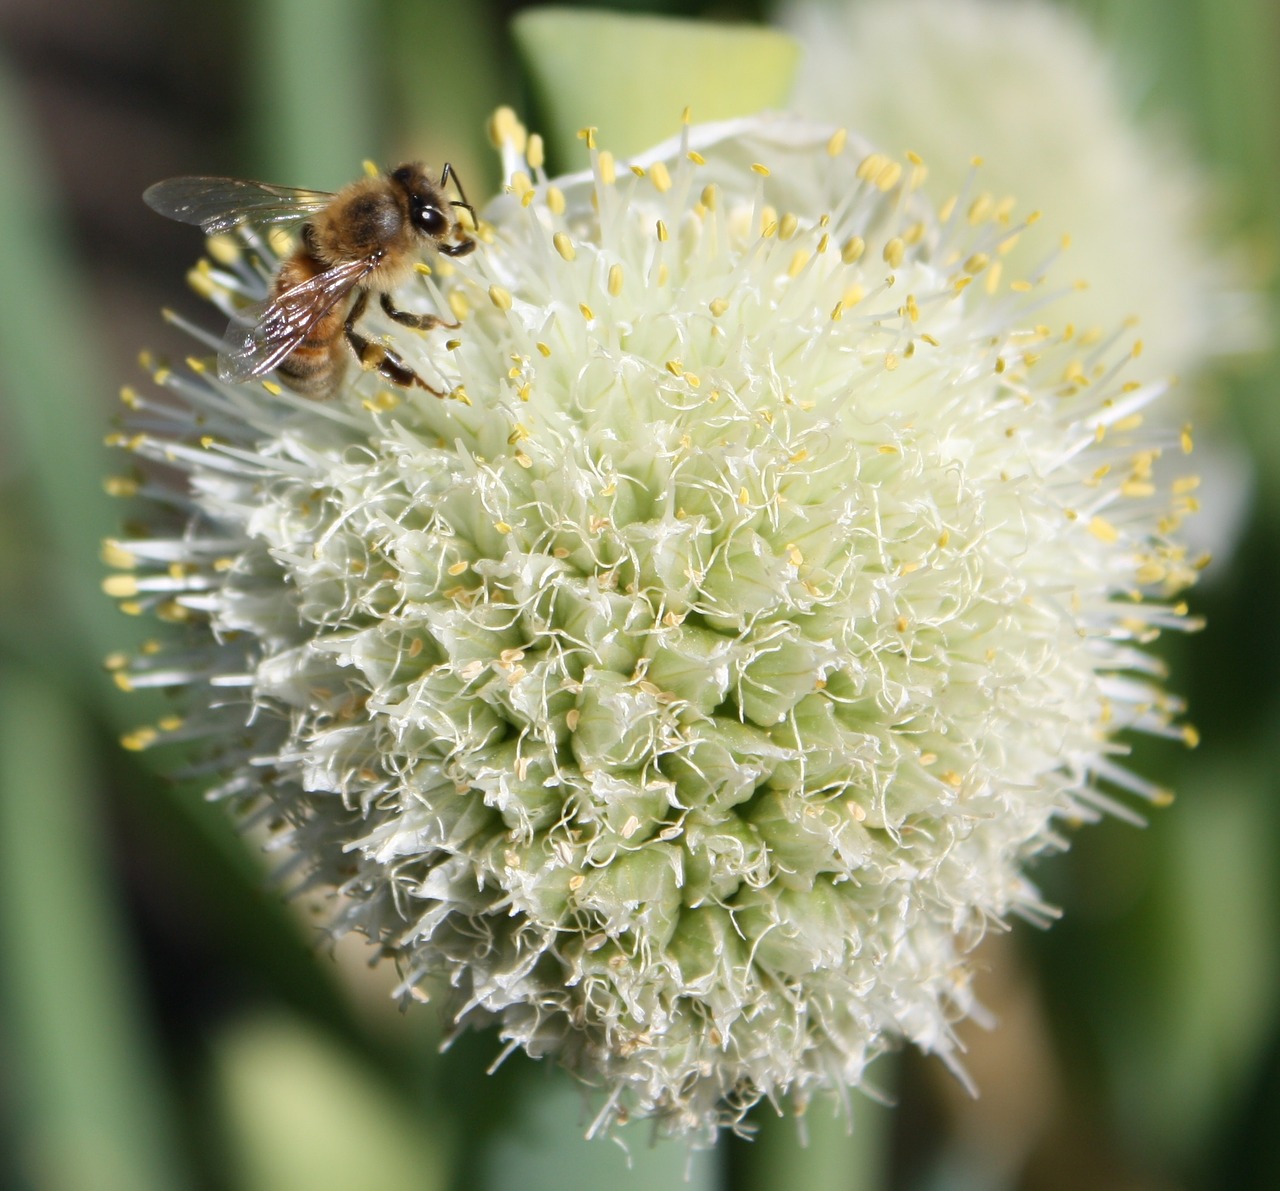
[{"x1": 413, "y1": 203, "x2": 447, "y2": 236}]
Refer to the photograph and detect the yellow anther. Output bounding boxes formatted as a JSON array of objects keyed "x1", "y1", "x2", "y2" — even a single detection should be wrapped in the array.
[
  {"x1": 596, "y1": 150, "x2": 615, "y2": 184},
  {"x1": 1088, "y1": 516, "x2": 1120, "y2": 544},
  {"x1": 751, "y1": 162, "x2": 770, "y2": 176},
  {"x1": 778, "y1": 212, "x2": 798, "y2": 240},
  {"x1": 488, "y1": 285, "x2": 513, "y2": 311},
  {"x1": 787, "y1": 249, "x2": 810, "y2": 278},
  {"x1": 938, "y1": 195, "x2": 957, "y2": 223},
  {"x1": 494, "y1": 520, "x2": 512, "y2": 534},
  {"x1": 827, "y1": 128, "x2": 847, "y2": 156},
  {"x1": 904, "y1": 294, "x2": 920, "y2": 322},
  {"x1": 205, "y1": 234, "x2": 240, "y2": 265},
  {"x1": 839, "y1": 235, "x2": 865, "y2": 265},
  {"x1": 856, "y1": 153, "x2": 886, "y2": 182},
  {"x1": 649, "y1": 160, "x2": 672, "y2": 192},
  {"x1": 185, "y1": 267, "x2": 215, "y2": 300},
  {"x1": 687, "y1": 149, "x2": 705, "y2": 165},
  {"x1": 875, "y1": 160, "x2": 902, "y2": 190},
  {"x1": 487, "y1": 106, "x2": 523, "y2": 148},
  {"x1": 1181, "y1": 425, "x2": 1194, "y2": 454},
  {"x1": 536, "y1": 341, "x2": 552, "y2": 357},
  {"x1": 968, "y1": 193, "x2": 993, "y2": 224},
  {"x1": 103, "y1": 574, "x2": 140, "y2": 598},
  {"x1": 120, "y1": 727, "x2": 158, "y2": 752},
  {"x1": 510, "y1": 170, "x2": 533, "y2": 200},
  {"x1": 841, "y1": 283, "x2": 865, "y2": 308},
  {"x1": 884, "y1": 353, "x2": 899, "y2": 371},
  {"x1": 527, "y1": 133, "x2": 545, "y2": 171},
  {"x1": 104, "y1": 475, "x2": 139, "y2": 498},
  {"x1": 883, "y1": 237, "x2": 905, "y2": 268},
  {"x1": 101, "y1": 540, "x2": 137, "y2": 569},
  {"x1": 656, "y1": 219, "x2": 668, "y2": 242},
  {"x1": 709, "y1": 297, "x2": 729, "y2": 317},
  {"x1": 579, "y1": 303, "x2": 595, "y2": 321},
  {"x1": 546, "y1": 186, "x2": 566, "y2": 214},
  {"x1": 963, "y1": 253, "x2": 990, "y2": 274},
  {"x1": 553, "y1": 231, "x2": 576, "y2": 261},
  {"x1": 577, "y1": 125, "x2": 598, "y2": 149},
  {"x1": 608, "y1": 264, "x2": 623, "y2": 296}
]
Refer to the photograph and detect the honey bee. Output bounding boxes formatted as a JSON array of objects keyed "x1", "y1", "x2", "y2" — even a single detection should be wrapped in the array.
[{"x1": 144, "y1": 162, "x2": 476, "y2": 396}]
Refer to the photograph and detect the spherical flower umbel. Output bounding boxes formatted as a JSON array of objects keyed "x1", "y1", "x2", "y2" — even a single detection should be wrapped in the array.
[{"x1": 110, "y1": 111, "x2": 1200, "y2": 1139}]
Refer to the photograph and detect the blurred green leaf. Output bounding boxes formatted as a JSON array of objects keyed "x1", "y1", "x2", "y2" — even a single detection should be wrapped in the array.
[
  {"x1": 384, "y1": 0, "x2": 508, "y2": 194},
  {"x1": 247, "y1": 0, "x2": 380, "y2": 185},
  {"x1": 212, "y1": 1011, "x2": 450, "y2": 1191},
  {"x1": 738, "y1": 1090, "x2": 892, "y2": 1191},
  {"x1": 0, "y1": 669, "x2": 190, "y2": 1191},
  {"x1": 1109, "y1": 753, "x2": 1279, "y2": 1167},
  {"x1": 512, "y1": 8, "x2": 800, "y2": 166},
  {"x1": 0, "y1": 46, "x2": 148, "y2": 703},
  {"x1": 477, "y1": 1062, "x2": 719, "y2": 1191}
]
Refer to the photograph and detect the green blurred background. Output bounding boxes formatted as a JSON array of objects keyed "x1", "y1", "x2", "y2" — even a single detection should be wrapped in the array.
[{"x1": 0, "y1": 1, "x2": 1276, "y2": 1188}]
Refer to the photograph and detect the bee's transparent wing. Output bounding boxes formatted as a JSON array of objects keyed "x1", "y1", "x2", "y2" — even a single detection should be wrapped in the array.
[
  {"x1": 144, "y1": 176, "x2": 334, "y2": 235},
  {"x1": 217, "y1": 255, "x2": 378, "y2": 384}
]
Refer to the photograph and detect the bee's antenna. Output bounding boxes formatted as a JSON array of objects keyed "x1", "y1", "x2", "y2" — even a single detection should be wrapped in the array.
[{"x1": 440, "y1": 162, "x2": 476, "y2": 223}]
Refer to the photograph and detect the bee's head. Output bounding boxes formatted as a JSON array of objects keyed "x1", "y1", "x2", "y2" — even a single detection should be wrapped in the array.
[
  {"x1": 391, "y1": 163, "x2": 450, "y2": 239},
  {"x1": 391, "y1": 162, "x2": 475, "y2": 257}
]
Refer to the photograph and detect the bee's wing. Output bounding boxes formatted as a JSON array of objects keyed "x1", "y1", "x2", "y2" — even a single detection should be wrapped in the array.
[
  {"x1": 144, "y1": 176, "x2": 334, "y2": 235},
  {"x1": 218, "y1": 255, "x2": 379, "y2": 384}
]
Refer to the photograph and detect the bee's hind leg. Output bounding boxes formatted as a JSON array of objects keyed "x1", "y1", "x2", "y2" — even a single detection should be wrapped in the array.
[
  {"x1": 379, "y1": 291, "x2": 460, "y2": 332},
  {"x1": 345, "y1": 290, "x2": 447, "y2": 396}
]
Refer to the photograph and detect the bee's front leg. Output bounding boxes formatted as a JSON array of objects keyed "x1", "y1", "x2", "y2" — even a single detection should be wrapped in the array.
[
  {"x1": 344, "y1": 289, "x2": 446, "y2": 396},
  {"x1": 378, "y1": 291, "x2": 460, "y2": 332}
]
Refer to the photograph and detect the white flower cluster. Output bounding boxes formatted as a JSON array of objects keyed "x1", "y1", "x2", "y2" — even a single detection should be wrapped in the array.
[
  {"x1": 109, "y1": 113, "x2": 1199, "y2": 1138},
  {"x1": 783, "y1": 0, "x2": 1259, "y2": 386}
]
